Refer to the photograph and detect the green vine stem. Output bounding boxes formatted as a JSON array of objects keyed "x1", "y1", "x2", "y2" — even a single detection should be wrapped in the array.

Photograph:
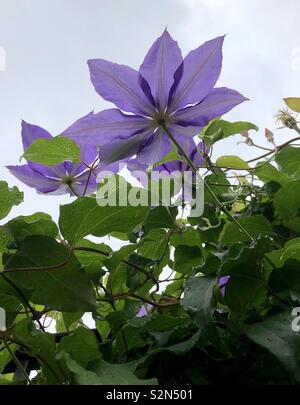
[{"x1": 161, "y1": 123, "x2": 254, "y2": 242}]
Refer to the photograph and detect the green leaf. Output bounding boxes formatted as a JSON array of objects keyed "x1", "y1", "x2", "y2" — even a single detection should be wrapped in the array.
[
  {"x1": 145, "y1": 314, "x2": 190, "y2": 332},
  {"x1": 0, "y1": 344, "x2": 16, "y2": 373},
  {"x1": 0, "y1": 181, "x2": 23, "y2": 220},
  {"x1": 138, "y1": 229, "x2": 168, "y2": 260},
  {"x1": 13, "y1": 318, "x2": 63, "y2": 384},
  {"x1": 268, "y1": 259, "x2": 300, "y2": 293},
  {"x1": 4, "y1": 236, "x2": 96, "y2": 312},
  {"x1": 219, "y1": 237, "x2": 273, "y2": 317},
  {"x1": 104, "y1": 244, "x2": 138, "y2": 272},
  {"x1": 181, "y1": 276, "x2": 225, "y2": 350},
  {"x1": 254, "y1": 162, "x2": 289, "y2": 186},
  {"x1": 0, "y1": 227, "x2": 13, "y2": 255},
  {"x1": 143, "y1": 206, "x2": 177, "y2": 231},
  {"x1": 283, "y1": 97, "x2": 300, "y2": 113},
  {"x1": 216, "y1": 155, "x2": 249, "y2": 169},
  {"x1": 181, "y1": 276, "x2": 216, "y2": 320},
  {"x1": 220, "y1": 215, "x2": 273, "y2": 244},
  {"x1": 205, "y1": 172, "x2": 231, "y2": 195},
  {"x1": 23, "y1": 136, "x2": 81, "y2": 166},
  {"x1": 4, "y1": 212, "x2": 58, "y2": 242},
  {"x1": 275, "y1": 146, "x2": 300, "y2": 176},
  {"x1": 266, "y1": 237, "x2": 300, "y2": 268},
  {"x1": 0, "y1": 293, "x2": 21, "y2": 328},
  {"x1": 73, "y1": 239, "x2": 111, "y2": 284},
  {"x1": 59, "y1": 197, "x2": 149, "y2": 245},
  {"x1": 116, "y1": 324, "x2": 148, "y2": 352},
  {"x1": 58, "y1": 327, "x2": 101, "y2": 368},
  {"x1": 194, "y1": 251, "x2": 221, "y2": 276},
  {"x1": 200, "y1": 119, "x2": 258, "y2": 146},
  {"x1": 244, "y1": 310, "x2": 300, "y2": 382},
  {"x1": 174, "y1": 245, "x2": 202, "y2": 275},
  {"x1": 273, "y1": 180, "x2": 300, "y2": 220},
  {"x1": 171, "y1": 227, "x2": 202, "y2": 247},
  {"x1": 265, "y1": 238, "x2": 300, "y2": 293},
  {"x1": 154, "y1": 147, "x2": 183, "y2": 167},
  {"x1": 59, "y1": 353, "x2": 157, "y2": 385}
]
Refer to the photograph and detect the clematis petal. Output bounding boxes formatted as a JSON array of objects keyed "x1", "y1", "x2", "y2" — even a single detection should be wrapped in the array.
[
  {"x1": 189, "y1": 141, "x2": 206, "y2": 168},
  {"x1": 21, "y1": 120, "x2": 68, "y2": 179},
  {"x1": 126, "y1": 159, "x2": 149, "y2": 188},
  {"x1": 70, "y1": 144, "x2": 99, "y2": 177},
  {"x1": 21, "y1": 120, "x2": 52, "y2": 151},
  {"x1": 169, "y1": 36, "x2": 224, "y2": 112},
  {"x1": 139, "y1": 29, "x2": 182, "y2": 111},
  {"x1": 72, "y1": 158, "x2": 127, "y2": 196},
  {"x1": 136, "y1": 124, "x2": 197, "y2": 167},
  {"x1": 63, "y1": 109, "x2": 150, "y2": 146},
  {"x1": 100, "y1": 128, "x2": 153, "y2": 164},
  {"x1": 88, "y1": 60, "x2": 154, "y2": 115},
  {"x1": 173, "y1": 87, "x2": 248, "y2": 126},
  {"x1": 7, "y1": 165, "x2": 60, "y2": 193},
  {"x1": 136, "y1": 128, "x2": 173, "y2": 166},
  {"x1": 71, "y1": 171, "x2": 98, "y2": 196},
  {"x1": 168, "y1": 124, "x2": 198, "y2": 138},
  {"x1": 219, "y1": 275, "x2": 230, "y2": 297}
]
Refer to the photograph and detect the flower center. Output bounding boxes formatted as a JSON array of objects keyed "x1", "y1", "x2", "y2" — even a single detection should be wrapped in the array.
[
  {"x1": 157, "y1": 117, "x2": 166, "y2": 126},
  {"x1": 152, "y1": 110, "x2": 170, "y2": 128},
  {"x1": 61, "y1": 175, "x2": 75, "y2": 186}
]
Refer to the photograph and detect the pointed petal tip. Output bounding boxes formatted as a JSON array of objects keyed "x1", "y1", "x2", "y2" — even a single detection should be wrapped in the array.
[
  {"x1": 21, "y1": 119, "x2": 30, "y2": 129},
  {"x1": 161, "y1": 27, "x2": 171, "y2": 37},
  {"x1": 6, "y1": 164, "x2": 17, "y2": 171}
]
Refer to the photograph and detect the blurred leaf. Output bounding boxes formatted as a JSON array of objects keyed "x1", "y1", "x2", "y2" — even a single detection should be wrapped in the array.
[
  {"x1": 216, "y1": 156, "x2": 249, "y2": 169},
  {"x1": 0, "y1": 181, "x2": 23, "y2": 220},
  {"x1": 283, "y1": 97, "x2": 300, "y2": 112}
]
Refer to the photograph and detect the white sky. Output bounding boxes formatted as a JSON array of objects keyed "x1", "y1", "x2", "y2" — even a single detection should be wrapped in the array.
[{"x1": 0, "y1": 0, "x2": 300, "y2": 224}]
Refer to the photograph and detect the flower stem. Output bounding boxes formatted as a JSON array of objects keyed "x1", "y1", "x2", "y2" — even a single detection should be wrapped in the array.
[
  {"x1": 161, "y1": 124, "x2": 254, "y2": 241},
  {"x1": 3, "y1": 339, "x2": 32, "y2": 384}
]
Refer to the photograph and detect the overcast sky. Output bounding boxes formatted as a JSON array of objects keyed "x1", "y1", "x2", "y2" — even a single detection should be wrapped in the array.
[{"x1": 0, "y1": 0, "x2": 300, "y2": 224}]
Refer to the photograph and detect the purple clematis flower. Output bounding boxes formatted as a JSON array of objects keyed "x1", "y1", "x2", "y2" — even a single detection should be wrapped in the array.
[
  {"x1": 63, "y1": 30, "x2": 247, "y2": 166},
  {"x1": 136, "y1": 304, "x2": 152, "y2": 317},
  {"x1": 7, "y1": 120, "x2": 101, "y2": 196},
  {"x1": 127, "y1": 138, "x2": 207, "y2": 195},
  {"x1": 154, "y1": 139, "x2": 207, "y2": 177},
  {"x1": 219, "y1": 275, "x2": 230, "y2": 297}
]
